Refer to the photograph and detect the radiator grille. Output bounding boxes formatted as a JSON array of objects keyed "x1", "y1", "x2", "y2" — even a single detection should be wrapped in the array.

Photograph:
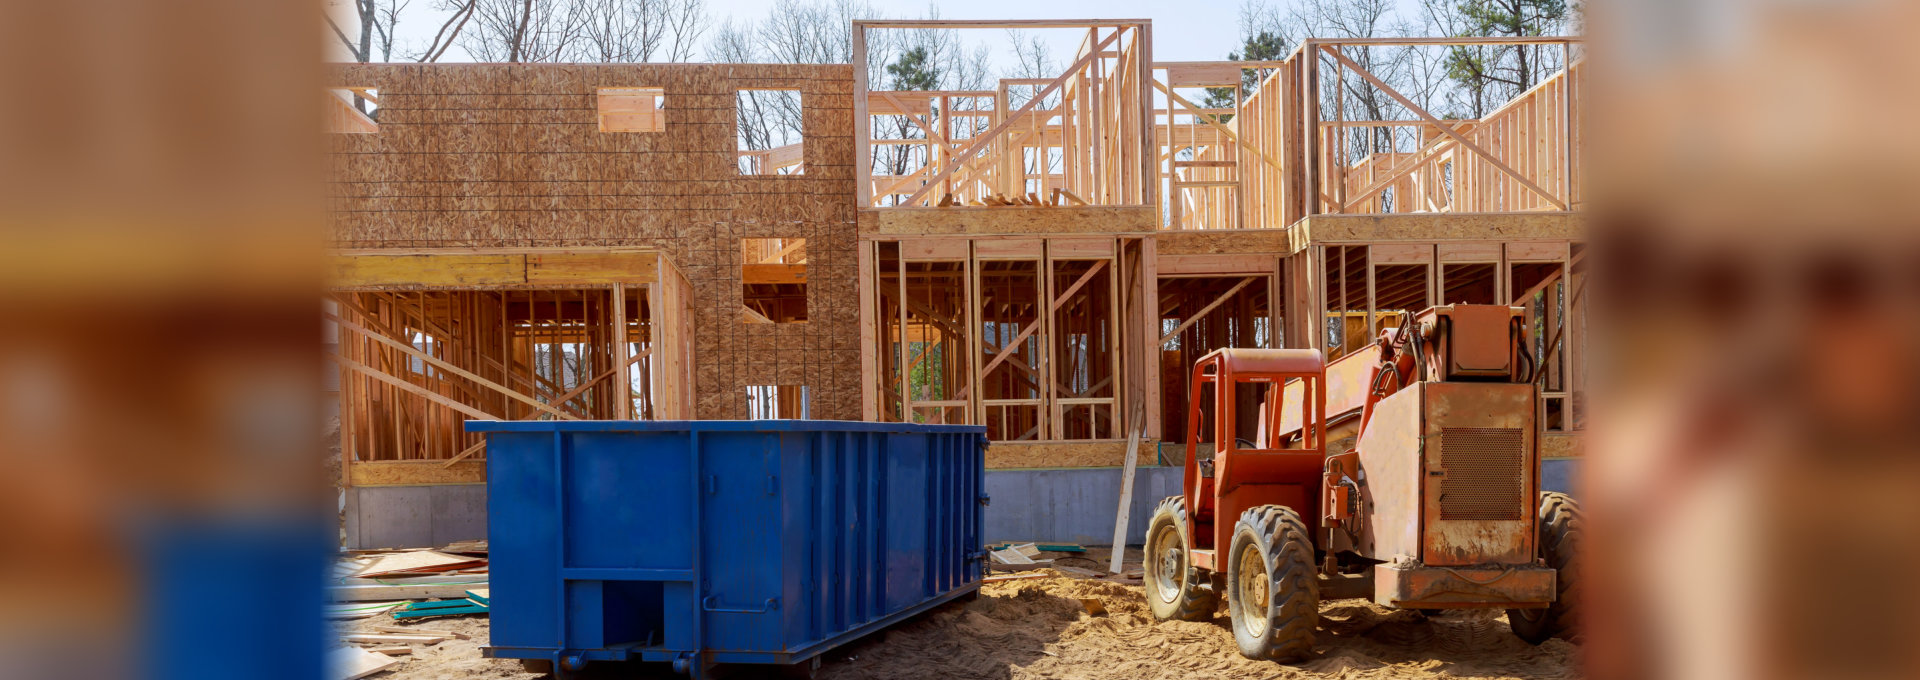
[{"x1": 1438, "y1": 427, "x2": 1525, "y2": 521}]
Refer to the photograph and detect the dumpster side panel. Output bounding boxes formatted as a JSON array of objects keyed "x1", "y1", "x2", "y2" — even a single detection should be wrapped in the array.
[
  {"x1": 881, "y1": 432, "x2": 931, "y2": 612},
  {"x1": 698, "y1": 431, "x2": 787, "y2": 652},
  {"x1": 487, "y1": 431, "x2": 563, "y2": 652},
  {"x1": 564, "y1": 432, "x2": 692, "y2": 571},
  {"x1": 476, "y1": 421, "x2": 985, "y2": 669}
]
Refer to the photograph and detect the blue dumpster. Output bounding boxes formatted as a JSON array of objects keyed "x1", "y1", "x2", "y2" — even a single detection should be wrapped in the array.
[{"x1": 467, "y1": 420, "x2": 988, "y2": 677}]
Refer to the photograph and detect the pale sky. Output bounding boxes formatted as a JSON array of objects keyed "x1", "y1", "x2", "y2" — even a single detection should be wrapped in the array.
[{"x1": 337, "y1": 0, "x2": 1438, "y2": 67}]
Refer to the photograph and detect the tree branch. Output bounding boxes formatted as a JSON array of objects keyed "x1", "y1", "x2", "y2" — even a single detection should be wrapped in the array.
[
  {"x1": 420, "y1": 0, "x2": 475, "y2": 62},
  {"x1": 326, "y1": 14, "x2": 362, "y2": 59}
]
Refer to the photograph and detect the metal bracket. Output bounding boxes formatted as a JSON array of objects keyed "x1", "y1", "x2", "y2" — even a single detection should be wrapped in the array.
[{"x1": 700, "y1": 595, "x2": 780, "y2": 614}]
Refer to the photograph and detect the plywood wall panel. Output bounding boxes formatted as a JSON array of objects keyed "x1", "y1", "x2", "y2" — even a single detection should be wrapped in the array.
[{"x1": 330, "y1": 63, "x2": 861, "y2": 420}]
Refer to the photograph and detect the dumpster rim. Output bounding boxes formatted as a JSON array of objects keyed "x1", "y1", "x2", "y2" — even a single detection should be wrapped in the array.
[{"x1": 465, "y1": 419, "x2": 987, "y2": 435}]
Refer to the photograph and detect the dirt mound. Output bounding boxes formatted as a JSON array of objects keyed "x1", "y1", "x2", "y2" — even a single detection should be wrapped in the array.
[{"x1": 818, "y1": 569, "x2": 1581, "y2": 680}]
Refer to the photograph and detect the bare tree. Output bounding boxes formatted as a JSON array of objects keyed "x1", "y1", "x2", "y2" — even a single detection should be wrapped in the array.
[
  {"x1": 572, "y1": 0, "x2": 709, "y2": 62},
  {"x1": 461, "y1": 0, "x2": 592, "y2": 62},
  {"x1": 329, "y1": 0, "x2": 476, "y2": 64},
  {"x1": 662, "y1": 0, "x2": 709, "y2": 61},
  {"x1": 327, "y1": 0, "x2": 381, "y2": 63},
  {"x1": 416, "y1": 1, "x2": 480, "y2": 62},
  {"x1": 761, "y1": 0, "x2": 874, "y2": 64},
  {"x1": 1002, "y1": 30, "x2": 1058, "y2": 109}
]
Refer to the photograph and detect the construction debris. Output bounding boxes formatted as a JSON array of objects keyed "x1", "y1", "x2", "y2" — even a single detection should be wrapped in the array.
[
  {"x1": 332, "y1": 549, "x2": 489, "y2": 602},
  {"x1": 989, "y1": 542, "x2": 1086, "y2": 553},
  {"x1": 329, "y1": 647, "x2": 402, "y2": 680},
  {"x1": 342, "y1": 633, "x2": 448, "y2": 646},
  {"x1": 989, "y1": 542, "x2": 1053, "y2": 567},
  {"x1": 439, "y1": 539, "x2": 487, "y2": 555},
  {"x1": 374, "y1": 625, "x2": 469, "y2": 640},
  {"x1": 326, "y1": 601, "x2": 406, "y2": 620},
  {"x1": 392, "y1": 595, "x2": 488, "y2": 620},
  {"x1": 352, "y1": 550, "x2": 486, "y2": 578}
]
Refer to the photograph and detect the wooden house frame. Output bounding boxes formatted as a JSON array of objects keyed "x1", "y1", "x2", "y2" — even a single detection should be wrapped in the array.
[{"x1": 327, "y1": 25, "x2": 1588, "y2": 485}]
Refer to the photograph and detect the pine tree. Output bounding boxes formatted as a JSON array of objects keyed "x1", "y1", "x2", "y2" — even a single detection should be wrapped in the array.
[
  {"x1": 1439, "y1": 0, "x2": 1571, "y2": 117},
  {"x1": 1200, "y1": 31, "x2": 1291, "y2": 122},
  {"x1": 886, "y1": 46, "x2": 940, "y2": 91}
]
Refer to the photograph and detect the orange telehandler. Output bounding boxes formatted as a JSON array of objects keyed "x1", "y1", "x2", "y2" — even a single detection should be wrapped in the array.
[{"x1": 1143, "y1": 304, "x2": 1580, "y2": 661}]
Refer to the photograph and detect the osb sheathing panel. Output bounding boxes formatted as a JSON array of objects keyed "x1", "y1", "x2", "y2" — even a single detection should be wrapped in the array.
[
  {"x1": 1291, "y1": 212, "x2": 1583, "y2": 251},
  {"x1": 1542, "y1": 433, "x2": 1583, "y2": 459},
  {"x1": 1154, "y1": 229, "x2": 1297, "y2": 256},
  {"x1": 861, "y1": 207, "x2": 1158, "y2": 236},
  {"x1": 985, "y1": 440, "x2": 1146, "y2": 469},
  {"x1": 350, "y1": 460, "x2": 487, "y2": 486},
  {"x1": 329, "y1": 63, "x2": 860, "y2": 420}
]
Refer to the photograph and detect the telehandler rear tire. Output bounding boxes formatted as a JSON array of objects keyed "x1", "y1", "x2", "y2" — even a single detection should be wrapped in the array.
[
  {"x1": 1509, "y1": 492, "x2": 1581, "y2": 644},
  {"x1": 1227, "y1": 505, "x2": 1319, "y2": 662},
  {"x1": 1144, "y1": 496, "x2": 1217, "y2": 622}
]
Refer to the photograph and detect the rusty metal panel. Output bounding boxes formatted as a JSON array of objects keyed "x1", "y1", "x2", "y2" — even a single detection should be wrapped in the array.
[
  {"x1": 1352, "y1": 385, "x2": 1425, "y2": 562},
  {"x1": 1422, "y1": 382, "x2": 1535, "y2": 566},
  {"x1": 1442, "y1": 304, "x2": 1517, "y2": 376},
  {"x1": 1436, "y1": 428, "x2": 1526, "y2": 520},
  {"x1": 1373, "y1": 562, "x2": 1555, "y2": 608}
]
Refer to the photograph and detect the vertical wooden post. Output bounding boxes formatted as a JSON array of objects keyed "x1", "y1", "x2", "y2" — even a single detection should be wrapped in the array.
[
  {"x1": 898, "y1": 253, "x2": 911, "y2": 422},
  {"x1": 858, "y1": 241, "x2": 878, "y2": 421},
  {"x1": 611, "y1": 285, "x2": 631, "y2": 420},
  {"x1": 1141, "y1": 237, "x2": 1161, "y2": 440},
  {"x1": 853, "y1": 22, "x2": 872, "y2": 207}
]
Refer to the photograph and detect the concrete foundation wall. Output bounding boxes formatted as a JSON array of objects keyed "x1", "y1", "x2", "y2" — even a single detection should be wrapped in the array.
[
  {"x1": 341, "y1": 461, "x2": 1581, "y2": 550},
  {"x1": 343, "y1": 484, "x2": 487, "y2": 550},
  {"x1": 1542, "y1": 458, "x2": 1578, "y2": 497},
  {"x1": 983, "y1": 466, "x2": 1185, "y2": 546}
]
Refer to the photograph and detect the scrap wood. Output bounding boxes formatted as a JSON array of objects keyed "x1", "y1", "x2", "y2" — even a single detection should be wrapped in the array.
[
  {"x1": 1053, "y1": 565, "x2": 1101, "y2": 578},
  {"x1": 989, "y1": 542, "x2": 1085, "y2": 554},
  {"x1": 1078, "y1": 598, "x2": 1108, "y2": 617},
  {"x1": 338, "y1": 573, "x2": 489, "y2": 587},
  {"x1": 374, "y1": 622, "x2": 468, "y2": 641},
  {"x1": 330, "y1": 647, "x2": 402, "y2": 680},
  {"x1": 990, "y1": 550, "x2": 1034, "y2": 566},
  {"x1": 369, "y1": 646, "x2": 412, "y2": 656},
  {"x1": 392, "y1": 596, "x2": 489, "y2": 619},
  {"x1": 342, "y1": 633, "x2": 447, "y2": 646},
  {"x1": 326, "y1": 601, "x2": 406, "y2": 620},
  {"x1": 354, "y1": 550, "x2": 486, "y2": 578},
  {"x1": 982, "y1": 572, "x2": 1052, "y2": 583},
  {"x1": 375, "y1": 625, "x2": 469, "y2": 640},
  {"x1": 332, "y1": 583, "x2": 488, "y2": 602},
  {"x1": 440, "y1": 539, "x2": 488, "y2": 554}
]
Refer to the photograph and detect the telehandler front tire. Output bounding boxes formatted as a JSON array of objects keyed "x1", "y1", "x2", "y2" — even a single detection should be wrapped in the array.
[
  {"x1": 1226, "y1": 505, "x2": 1319, "y2": 662},
  {"x1": 1509, "y1": 491, "x2": 1581, "y2": 644},
  {"x1": 1144, "y1": 496, "x2": 1217, "y2": 622}
]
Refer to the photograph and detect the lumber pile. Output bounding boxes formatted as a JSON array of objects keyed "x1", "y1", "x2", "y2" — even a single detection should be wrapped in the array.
[
  {"x1": 332, "y1": 626, "x2": 471, "y2": 679},
  {"x1": 331, "y1": 546, "x2": 491, "y2": 619},
  {"x1": 939, "y1": 188, "x2": 1090, "y2": 208},
  {"x1": 989, "y1": 542, "x2": 1051, "y2": 567}
]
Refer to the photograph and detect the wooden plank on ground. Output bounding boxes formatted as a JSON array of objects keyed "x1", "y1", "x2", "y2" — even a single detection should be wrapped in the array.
[
  {"x1": 1110, "y1": 406, "x2": 1146, "y2": 574},
  {"x1": 374, "y1": 626, "x2": 468, "y2": 640},
  {"x1": 331, "y1": 583, "x2": 488, "y2": 602},
  {"x1": 342, "y1": 633, "x2": 447, "y2": 645},
  {"x1": 329, "y1": 647, "x2": 403, "y2": 680},
  {"x1": 354, "y1": 551, "x2": 484, "y2": 578}
]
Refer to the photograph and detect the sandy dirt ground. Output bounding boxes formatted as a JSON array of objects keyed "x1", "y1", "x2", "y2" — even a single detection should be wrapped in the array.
[{"x1": 345, "y1": 548, "x2": 1578, "y2": 680}]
